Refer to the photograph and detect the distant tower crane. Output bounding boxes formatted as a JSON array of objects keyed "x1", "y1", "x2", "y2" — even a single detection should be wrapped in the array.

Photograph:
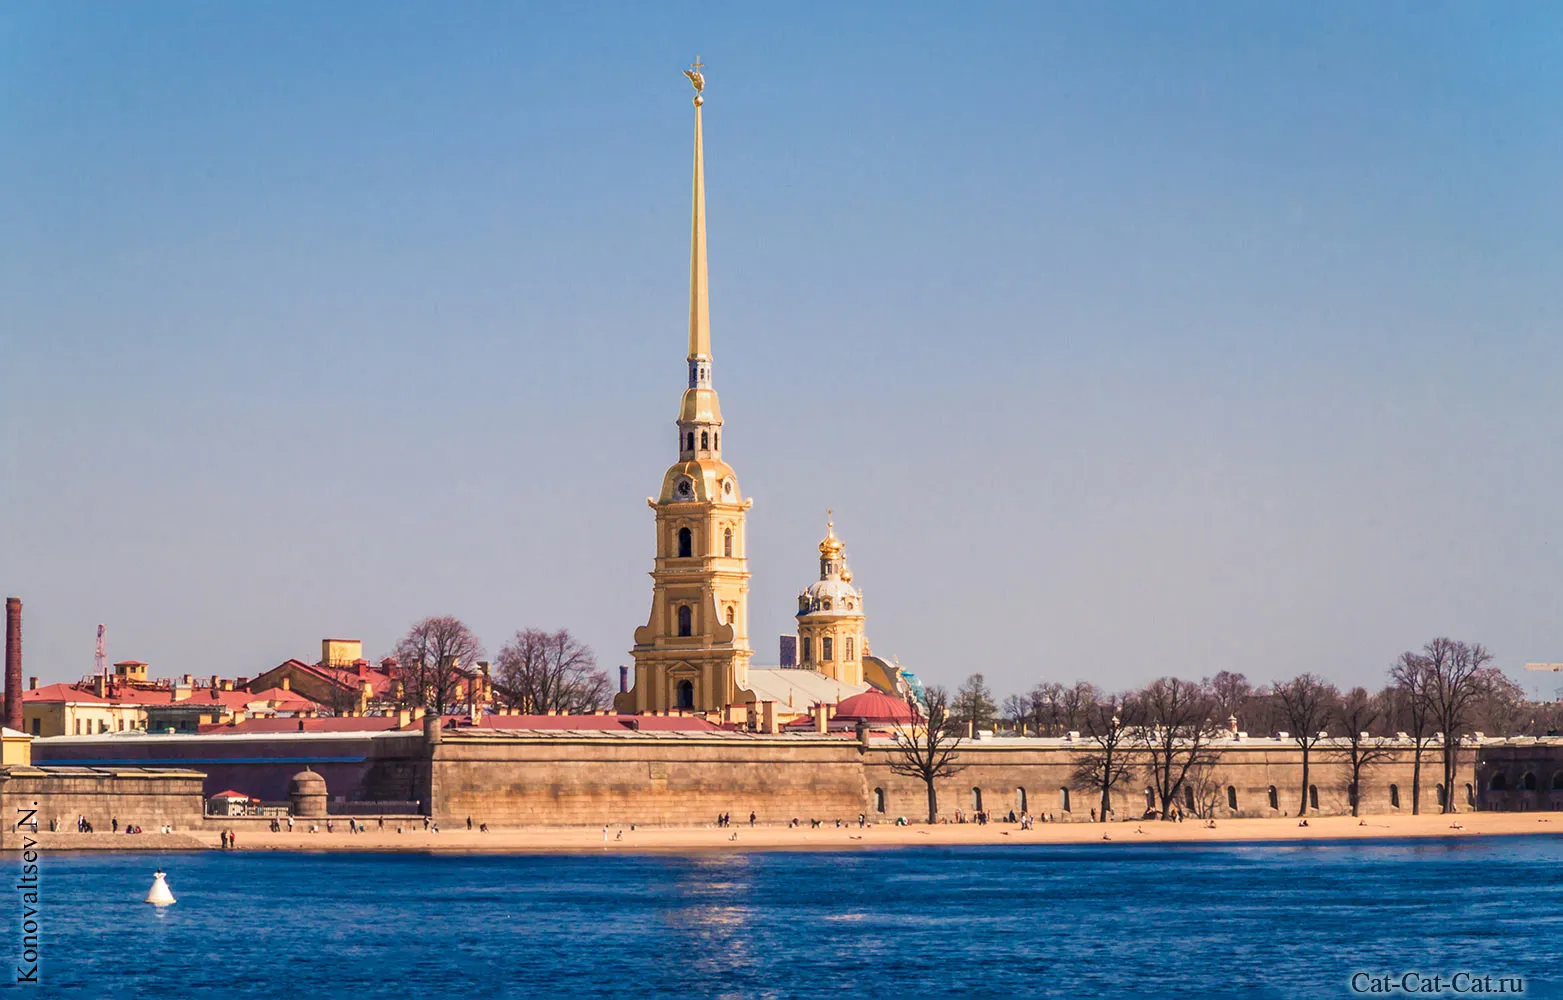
[{"x1": 95, "y1": 624, "x2": 106, "y2": 682}]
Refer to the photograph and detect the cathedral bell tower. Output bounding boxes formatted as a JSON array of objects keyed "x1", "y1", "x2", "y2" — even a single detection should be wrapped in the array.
[
  {"x1": 617, "y1": 60, "x2": 755, "y2": 715},
  {"x1": 795, "y1": 513, "x2": 867, "y2": 687}
]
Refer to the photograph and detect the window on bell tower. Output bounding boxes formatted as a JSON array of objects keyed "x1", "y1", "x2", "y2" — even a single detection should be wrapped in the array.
[
  {"x1": 846, "y1": 638, "x2": 854, "y2": 660},
  {"x1": 725, "y1": 606, "x2": 735, "y2": 625},
  {"x1": 701, "y1": 431, "x2": 709, "y2": 449},
  {"x1": 677, "y1": 606, "x2": 693, "y2": 637},
  {"x1": 801, "y1": 637, "x2": 812, "y2": 663},
  {"x1": 723, "y1": 528, "x2": 733, "y2": 557},
  {"x1": 686, "y1": 432, "x2": 695, "y2": 451},
  {"x1": 677, "y1": 528, "x2": 692, "y2": 558},
  {"x1": 822, "y1": 637, "x2": 834, "y2": 661}
]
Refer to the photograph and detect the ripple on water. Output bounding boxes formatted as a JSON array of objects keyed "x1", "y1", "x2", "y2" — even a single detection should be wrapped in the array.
[{"x1": 17, "y1": 839, "x2": 1563, "y2": 999}]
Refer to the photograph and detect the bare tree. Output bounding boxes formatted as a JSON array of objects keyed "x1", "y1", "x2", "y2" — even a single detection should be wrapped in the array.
[
  {"x1": 1000, "y1": 693, "x2": 1031, "y2": 733},
  {"x1": 1388, "y1": 652, "x2": 1437, "y2": 815},
  {"x1": 1072, "y1": 691, "x2": 1139, "y2": 822},
  {"x1": 1470, "y1": 666, "x2": 1527, "y2": 736},
  {"x1": 1026, "y1": 682, "x2": 1064, "y2": 736},
  {"x1": 493, "y1": 628, "x2": 611, "y2": 714},
  {"x1": 1332, "y1": 687, "x2": 1398, "y2": 817},
  {"x1": 952, "y1": 674, "x2": 996, "y2": 736},
  {"x1": 1135, "y1": 677, "x2": 1223, "y2": 820},
  {"x1": 888, "y1": 686, "x2": 965, "y2": 824},
  {"x1": 391, "y1": 616, "x2": 485, "y2": 716},
  {"x1": 1423, "y1": 638, "x2": 1492, "y2": 813},
  {"x1": 1054, "y1": 682, "x2": 1095, "y2": 736},
  {"x1": 1274, "y1": 673, "x2": 1340, "y2": 816},
  {"x1": 1206, "y1": 671, "x2": 1253, "y2": 731}
]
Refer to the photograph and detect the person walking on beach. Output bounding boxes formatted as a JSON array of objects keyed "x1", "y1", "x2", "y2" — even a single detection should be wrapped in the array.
[
  {"x1": 467, "y1": 816, "x2": 473, "y2": 831},
  {"x1": 221, "y1": 829, "x2": 229, "y2": 849},
  {"x1": 287, "y1": 816, "x2": 294, "y2": 833}
]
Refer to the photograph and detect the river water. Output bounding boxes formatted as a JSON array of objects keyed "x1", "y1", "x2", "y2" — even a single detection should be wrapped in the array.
[{"x1": 15, "y1": 837, "x2": 1561, "y2": 998}]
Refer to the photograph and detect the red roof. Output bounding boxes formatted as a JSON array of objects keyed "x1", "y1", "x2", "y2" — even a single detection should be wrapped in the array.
[
  {"x1": 833, "y1": 690, "x2": 917, "y2": 723},
  {"x1": 462, "y1": 713, "x2": 719, "y2": 732},
  {"x1": 22, "y1": 683, "x2": 108, "y2": 704},
  {"x1": 210, "y1": 790, "x2": 255, "y2": 800},
  {"x1": 247, "y1": 687, "x2": 322, "y2": 711},
  {"x1": 196, "y1": 716, "x2": 418, "y2": 735}
]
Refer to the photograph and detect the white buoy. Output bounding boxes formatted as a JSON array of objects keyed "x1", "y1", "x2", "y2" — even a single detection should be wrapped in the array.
[{"x1": 145, "y1": 870, "x2": 175, "y2": 906}]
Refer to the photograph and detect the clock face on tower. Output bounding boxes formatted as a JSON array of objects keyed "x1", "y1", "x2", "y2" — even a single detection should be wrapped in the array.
[
  {"x1": 675, "y1": 477, "x2": 695, "y2": 500},
  {"x1": 722, "y1": 479, "x2": 733, "y2": 497}
]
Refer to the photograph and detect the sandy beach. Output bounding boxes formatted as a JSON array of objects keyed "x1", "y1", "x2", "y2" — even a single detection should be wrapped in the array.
[{"x1": 16, "y1": 811, "x2": 1562, "y2": 854}]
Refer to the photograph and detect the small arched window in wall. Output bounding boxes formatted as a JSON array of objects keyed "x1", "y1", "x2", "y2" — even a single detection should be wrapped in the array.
[
  {"x1": 874, "y1": 787, "x2": 886, "y2": 813},
  {"x1": 822, "y1": 637, "x2": 833, "y2": 661},
  {"x1": 677, "y1": 605, "x2": 693, "y2": 637},
  {"x1": 1465, "y1": 783, "x2": 1474, "y2": 806},
  {"x1": 677, "y1": 528, "x2": 692, "y2": 558},
  {"x1": 1389, "y1": 784, "x2": 1400, "y2": 808},
  {"x1": 713, "y1": 432, "x2": 719, "y2": 450},
  {"x1": 1308, "y1": 785, "x2": 1319, "y2": 811},
  {"x1": 1490, "y1": 773, "x2": 1508, "y2": 792},
  {"x1": 971, "y1": 787, "x2": 983, "y2": 812},
  {"x1": 686, "y1": 432, "x2": 695, "y2": 451},
  {"x1": 845, "y1": 638, "x2": 854, "y2": 660},
  {"x1": 1267, "y1": 785, "x2": 1278, "y2": 810},
  {"x1": 1184, "y1": 786, "x2": 1195, "y2": 811},
  {"x1": 725, "y1": 606, "x2": 735, "y2": 625},
  {"x1": 1436, "y1": 783, "x2": 1447, "y2": 806},
  {"x1": 701, "y1": 431, "x2": 709, "y2": 449},
  {"x1": 1553, "y1": 772, "x2": 1563, "y2": 791},
  {"x1": 1523, "y1": 772, "x2": 1538, "y2": 791},
  {"x1": 1145, "y1": 788, "x2": 1156, "y2": 813},
  {"x1": 1060, "y1": 787, "x2": 1071, "y2": 812},
  {"x1": 1016, "y1": 787, "x2": 1027, "y2": 813},
  {"x1": 724, "y1": 528, "x2": 733, "y2": 558},
  {"x1": 1227, "y1": 786, "x2": 1238, "y2": 812},
  {"x1": 676, "y1": 679, "x2": 694, "y2": 710}
]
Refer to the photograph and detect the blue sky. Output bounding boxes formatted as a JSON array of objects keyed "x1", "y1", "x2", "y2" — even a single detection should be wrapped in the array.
[{"x1": 3, "y1": 3, "x2": 1561, "y2": 699}]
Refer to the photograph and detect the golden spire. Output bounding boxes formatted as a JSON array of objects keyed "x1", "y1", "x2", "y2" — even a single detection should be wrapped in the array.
[{"x1": 686, "y1": 56, "x2": 710, "y2": 366}]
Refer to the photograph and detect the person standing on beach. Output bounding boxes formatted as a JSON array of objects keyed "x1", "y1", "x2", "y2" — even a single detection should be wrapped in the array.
[
  {"x1": 749, "y1": 811, "x2": 756, "y2": 827},
  {"x1": 221, "y1": 829, "x2": 229, "y2": 849}
]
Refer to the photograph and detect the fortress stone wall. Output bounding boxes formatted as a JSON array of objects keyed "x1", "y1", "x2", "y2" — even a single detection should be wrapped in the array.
[
  {"x1": 16, "y1": 728, "x2": 1545, "y2": 827},
  {"x1": 861, "y1": 740, "x2": 1482, "y2": 822},
  {"x1": 428, "y1": 731, "x2": 867, "y2": 826},
  {"x1": 0, "y1": 766, "x2": 207, "y2": 845},
  {"x1": 427, "y1": 730, "x2": 1491, "y2": 826}
]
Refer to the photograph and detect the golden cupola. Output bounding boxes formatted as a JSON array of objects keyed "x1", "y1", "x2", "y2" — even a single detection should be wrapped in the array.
[{"x1": 795, "y1": 510, "x2": 867, "y2": 685}]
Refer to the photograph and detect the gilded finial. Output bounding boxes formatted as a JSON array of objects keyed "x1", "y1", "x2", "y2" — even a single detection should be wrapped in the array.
[
  {"x1": 819, "y1": 509, "x2": 843, "y2": 559},
  {"x1": 684, "y1": 56, "x2": 706, "y2": 106}
]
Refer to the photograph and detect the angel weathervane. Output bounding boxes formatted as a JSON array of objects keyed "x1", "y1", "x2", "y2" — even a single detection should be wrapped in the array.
[{"x1": 683, "y1": 57, "x2": 705, "y2": 106}]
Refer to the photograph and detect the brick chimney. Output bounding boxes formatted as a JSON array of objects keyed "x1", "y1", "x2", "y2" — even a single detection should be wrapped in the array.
[{"x1": 4, "y1": 598, "x2": 21, "y2": 731}]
